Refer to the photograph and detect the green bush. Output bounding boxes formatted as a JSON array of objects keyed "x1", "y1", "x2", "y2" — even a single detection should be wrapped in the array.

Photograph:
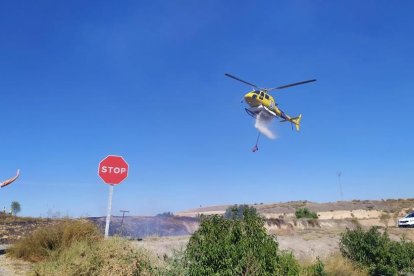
[
  {"x1": 183, "y1": 207, "x2": 299, "y2": 275},
  {"x1": 295, "y1": 208, "x2": 318, "y2": 219},
  {"x1": 223, "y1": 204, "x2": 257, "y2": 219},
  {"x1": 301, "y1": 258, "x2": 327, "y2": 276},
  {"x1": 277, "y1": 251, "x2": 301, "y2": 275},
  {"x1": 340, "y1": 227, "x2": 414, "y2": 275}
]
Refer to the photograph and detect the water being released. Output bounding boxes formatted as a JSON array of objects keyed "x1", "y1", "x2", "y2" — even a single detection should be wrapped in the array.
[{"x1": 254, "y1": 112, "x2": 276, "y2": 139}]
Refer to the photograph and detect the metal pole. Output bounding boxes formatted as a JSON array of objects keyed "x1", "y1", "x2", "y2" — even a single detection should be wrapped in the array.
[
  {"x1": 104, "y1": 185, "x2": 114, "y2": 238},
  {"x1": 337, "y1": 172, "x2": 343, "y2": 201},
  {"x1": 119, "y1": 210, "x2": 129, "y2": 236}
]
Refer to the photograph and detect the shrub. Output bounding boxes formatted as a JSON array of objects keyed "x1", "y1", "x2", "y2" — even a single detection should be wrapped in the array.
[
  {"x1": 277, "y1": 251, "x2": 301, "y2": 275},
  {"x1": 223, "y1": 204, "x2": 257, "y2": 219},
  {"x1": 301, "y1": 258, "x2": 327, "y2": 276},
  {"x1": 340, "y1": 227, "x2": 414, "y2": 275},
  {"x1": 183, "y1": 207, "x2": 298, "y2": 275},
  {"x1": 324, "y1": 253, "x2": 368, "y2": 276},
  {"x1": 8, "y1": 220, "x2": 102, "y2": 262},
  {"x1": 295, "y1": 208, "x2": 318, "y2": 219},
  {"x1": 32, "y1": 238, "x2": 159, "y2": 276}
]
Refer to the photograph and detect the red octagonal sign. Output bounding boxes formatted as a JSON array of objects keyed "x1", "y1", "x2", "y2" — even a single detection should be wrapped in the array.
[{"x1": 98, "y1": 155, "x2": 129, "y2": 185}]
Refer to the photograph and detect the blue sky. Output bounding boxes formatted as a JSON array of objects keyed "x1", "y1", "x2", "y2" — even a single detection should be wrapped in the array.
[{"x1": 1, "y1": 1, "x2": 413, "y2": 217}]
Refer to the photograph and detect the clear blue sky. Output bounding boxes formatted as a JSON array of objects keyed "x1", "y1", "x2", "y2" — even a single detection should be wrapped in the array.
[{"x1": 1, "y1": 1, "x2": 413, "y2": 217}]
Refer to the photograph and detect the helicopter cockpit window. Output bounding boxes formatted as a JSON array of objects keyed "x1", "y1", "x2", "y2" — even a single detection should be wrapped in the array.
[
  {"x1": 260, "y1": 92, "x2": 264, "y2": 97},
  {"x1": 254, "y1": 91, "x2": 260, "y2": 94},
  {"x1": 265, "y1": 95, "x2": 269, "y2": 100}
]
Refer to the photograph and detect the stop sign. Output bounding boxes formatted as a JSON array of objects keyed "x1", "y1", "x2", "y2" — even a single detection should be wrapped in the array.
[{"x1": 98, "y1": 155, "x2": 129, "y2": 185}]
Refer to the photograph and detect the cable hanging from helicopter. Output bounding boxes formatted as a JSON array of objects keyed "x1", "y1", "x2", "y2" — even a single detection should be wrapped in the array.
[{"x1": 252, "y1": 133, "x2": 261, "y2": 153}]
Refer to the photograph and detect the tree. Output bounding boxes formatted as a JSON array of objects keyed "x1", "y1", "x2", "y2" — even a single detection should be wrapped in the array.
[
  {"x1": 340, "y1": 227, "x2": 414, "y2": 275},
  {"x1": 223, "y1": 204, "x2": 257, "y2": 219},
  {"x1": 184, "y1": 206, "x2": 300, "y2": 275},
  {"x1": 11, "y1": 201, "x2": 21, "y2": 216}
]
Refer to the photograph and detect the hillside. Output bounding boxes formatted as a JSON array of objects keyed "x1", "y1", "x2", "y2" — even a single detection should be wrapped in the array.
[
  {"x1": 1, "y1": 198, "x2": 413, "y2": 243},
  {"x1": 176, "y1": 198, "x2": 414, "y2": 220},
  {"x1": 0, "y1": 215, "x2": 55, "y2": 244}
]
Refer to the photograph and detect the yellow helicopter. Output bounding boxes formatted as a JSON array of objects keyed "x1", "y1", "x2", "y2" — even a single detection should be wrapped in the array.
[{"x1": 225, "y1": 73, "x2": 316, "y2": 131}]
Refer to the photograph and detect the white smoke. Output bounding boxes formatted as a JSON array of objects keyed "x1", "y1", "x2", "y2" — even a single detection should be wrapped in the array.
[{"x1": 254, "y1": 112, "x2": 277, "y2": 139}]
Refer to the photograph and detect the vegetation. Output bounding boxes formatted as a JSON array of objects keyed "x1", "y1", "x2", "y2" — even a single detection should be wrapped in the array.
[
  {"x1": 13, "y1": 210, "x2": 412, "y2": 275},
  {"x1": 379, "y1": 212, "x2": 391, "y2": 228},
  {"x1": 7, "y1": 209, "x2": 331, "y2": 275},
  {"x1": 156, "y1": 211, "x2": 174, "y2": 217},
  {"x1": 32, "y1": 238, "x2": 158, "y2": 276},
  {"x1": 11, "y1": 201, "x2": 21, "y2": 216},
  {"x1": 8, "y1": 220, "x2": 102, "y2": 262},
  {"x1": 295, "y1": 207, "x2": 318, "y2": 219},
  {"x1": 181, "y1": 206, "x2": 322, "y2": 275},
  {"x1": 9, "y1": 219, "x2": 160, "y2": 275},
  {"x1": 301, "y1": 258, "x2": 327, "y2": 276},
  {"x1": 340, "y1": 227, "x2": 414, "y2": 275},
  {"x1": 324, "y1": 253, "x2": 368, "y2": 276},
  {"x1": 223, "y1": 204, "x2": 257, "y2": 219},
  {"x1": 0, "y1": 212, "x2": 45, "y2": 223}
]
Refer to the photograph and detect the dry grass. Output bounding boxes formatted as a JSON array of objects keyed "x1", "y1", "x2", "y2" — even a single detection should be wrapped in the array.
[
  {"x1": 0, "y1": 213, "x2": 47, "y2": 223},
  {"x1": 133, "y1": 235, "x2": 189, "y2": 259},
  {"x1": 31, "y1": 238, "x2": 160, "y2": 276},
  {"x1": 7, "y1": 220, "x2": 162, "y2": 275},
  {"x1": 324, "y1": 253, "x2": 368, "y2": 276},
  {"x1": 7, "y1": 219, "x2": 102, "y2": 262},
  {"x1": 268, "y1": 227, "x2": 294, "y2": 236},
  {"x1": 388, "y1": 228, "x2": 414, "y2": 241}
]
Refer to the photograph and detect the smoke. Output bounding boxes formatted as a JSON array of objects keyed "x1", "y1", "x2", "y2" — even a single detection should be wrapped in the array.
[{"x1": 254, "y1": 112, "x2": 277, "y2": 139}]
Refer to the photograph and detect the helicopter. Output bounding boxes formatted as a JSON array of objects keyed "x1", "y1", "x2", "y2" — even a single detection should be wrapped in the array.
[{"x1": 225, "y1": 73, "x2": 316, "y2": 151}]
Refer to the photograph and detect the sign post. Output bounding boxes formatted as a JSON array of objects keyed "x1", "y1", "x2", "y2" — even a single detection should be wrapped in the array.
[
  {"x1": 98, "y1": 155, "x2": 129, "y2": 238},
  {"x1": 104, "y1": 185, "x2": 114, "y2": 237}
]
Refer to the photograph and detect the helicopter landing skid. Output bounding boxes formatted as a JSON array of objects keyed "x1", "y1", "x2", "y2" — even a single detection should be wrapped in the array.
[
  {"x1": 245, "y1": 105, "x2": 276, "y2": 120},
  {"x1": 245, "y1": 108, "x2": 258, "y2": 118}
]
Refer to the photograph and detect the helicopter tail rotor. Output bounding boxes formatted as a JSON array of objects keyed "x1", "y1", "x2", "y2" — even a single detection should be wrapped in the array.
[{"x1": 291, "y1": 114, "x2": 302, "y2": 131}]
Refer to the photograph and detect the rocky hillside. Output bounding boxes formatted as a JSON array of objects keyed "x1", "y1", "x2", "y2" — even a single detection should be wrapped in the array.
[{"x1": 0, "y1": 215, "x2": 55, "y2": 244}]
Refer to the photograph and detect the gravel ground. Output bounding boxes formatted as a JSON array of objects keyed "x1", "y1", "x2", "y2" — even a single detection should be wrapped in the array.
[
  {"x1": 0, "y1": 245, "x2": 32, "y2": 276},
  {"x1": 0, "y1": 256, "x2": 32, "y2": 276}
]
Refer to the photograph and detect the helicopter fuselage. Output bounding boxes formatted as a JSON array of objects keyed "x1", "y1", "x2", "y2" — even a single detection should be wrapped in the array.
[{"x1": 244, "y1": 90, "x2": 289, "y2": 120}]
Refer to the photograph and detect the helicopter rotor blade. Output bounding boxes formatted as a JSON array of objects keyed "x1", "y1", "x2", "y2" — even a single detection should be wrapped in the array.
[
  {"x1": 267, "y1": 79, "x2": 316, "y2": 92},
  {"x1": 0, "y1": 169, "x2": 20, "y2": 188},
  {"x1": 224, "y1": 73, "x2": 259, "y2": 89}
]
